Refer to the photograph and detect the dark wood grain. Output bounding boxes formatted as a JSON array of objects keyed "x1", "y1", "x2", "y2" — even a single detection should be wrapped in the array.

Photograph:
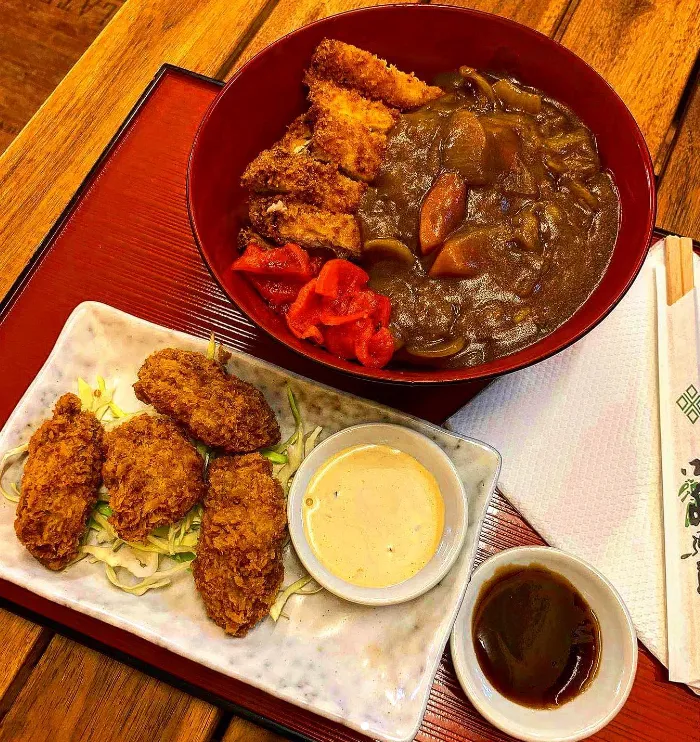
[
  {"x1": 0, "y1": 0, "x2": 126, "y2": 154},
  {"x1": 222, "y1": 718, "x2": 287, "y2": 742},
  {"x1": 557, "y1": 0, "x2": 700, "y2": 166},
  {"x1": 657, "y1": 77, "x2": 700, "y2": 241},
  {"x1": 432, "y1": 0, "x2": 570, "y2": 36},
  {"x1": 0, "y1": 635, "x2": 222, "y2": 742},
  {"x1": 227, "y1": 0, "x2": 417, "y2": 77},
  {"x1": 0, "y1": 610, "x2": 50, "y2": 720}
]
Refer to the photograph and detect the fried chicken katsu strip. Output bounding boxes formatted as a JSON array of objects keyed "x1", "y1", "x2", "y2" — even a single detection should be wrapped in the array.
[
  {"x1": 242, "y1": 148, "x2": 366, "y2": 213},
  {"x1": 277, "y1": 114, "x2": 313, "y2": 152},
  {"x1": 15, "y1": 393, "x2": 104, "y2": 570},
  {"x1": 134, "y1": 348, "x2": 280, "y2": 453},
  {"x1": 309, "y1": 110, "x2": 388, "y2": 182},
  {"x1": 305, "y1": 76, "x2": 399, "y2": 132},
  {"x1": 239, "y1": 40, "x2": 442, "y2": 259},
  {"x1": 308, "y1": 39, "x2": 443, "y2": 110},
  {"x1": 193, "y1": 454, "x2": 286, "y2": 636},
  {"x1": 249, "y1": 195, "x2": 361, "y2": 258},
  {"x1": 103, "y1": 414, "x2": 205, "y2": 543}
]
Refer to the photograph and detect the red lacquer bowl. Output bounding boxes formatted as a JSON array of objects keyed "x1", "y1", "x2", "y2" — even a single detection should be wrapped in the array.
[{"x1": 187, "y1": 4, "x2": 655, "y2": 384}]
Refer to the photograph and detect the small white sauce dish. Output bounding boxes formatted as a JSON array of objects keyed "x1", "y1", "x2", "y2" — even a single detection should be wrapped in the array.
[
  {"x1": 287, "y1": 422, "x2": 468, "y2": 606},
  {"x1": 450, "y1": 546, "x2": 638, "y2": 742}
]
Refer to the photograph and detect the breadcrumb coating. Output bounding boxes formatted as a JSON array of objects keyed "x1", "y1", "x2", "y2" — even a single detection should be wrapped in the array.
[
  {"x1": 193, "y1": 454, "x2": 286, "y2": 636},
  {"x1": 242, "y1": 147, "x2": 366, "y2": 213},
  {"x1": 133, "y1": 348, "x2": 280, "y2": 453},
  {"x1": 310, "y1": 109, "x2": 387, "y2": 182},
  {"x1": 305, "y1": 74, "x2": 399, "y2": 132},
  {"x1": 103, "y1": 414, "x2": 205, "y2": 543},
  {"x1": 15, "y1": 393, "x2": 104, "y2": 570},
  {"x1": 308, "y1": 39, "x2": 443, "y2": 110},
  {"x1": 248, "y1": 195, "x2": 361, "y2": 258}
]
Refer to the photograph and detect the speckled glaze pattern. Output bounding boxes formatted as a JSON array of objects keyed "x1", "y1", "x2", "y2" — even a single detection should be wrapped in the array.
[{"x1": 0, "y1": 302, "x2": 500, "y2": 742}]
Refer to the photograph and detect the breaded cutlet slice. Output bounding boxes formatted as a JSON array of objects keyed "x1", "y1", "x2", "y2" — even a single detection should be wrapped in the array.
[
  {"x1": 15, "y1": 393, "x2": 104, "y2": 571},
  {"x1": 192, "y1": 453, "x2": 286, "y2": 637},
  {"x1": 237, "y1": 226, "x2": 275, "y2": 252},
  {"x1": 103, "y1": 414, "x2": 205, "y2": 544},
  {"x1": 133, "y1": 348, "x2": 280, "y2": 453},
  {"x1": 249, "y1": 195, "x2": 361, "y2": 258},
  {"x1": 276, "y1": 114, "x2": 313, "y2": 152},
  {"x1": 305, "y1": 75, "x2": 399, "y2": 133},
  {"x1": 308, "y1": 39, "x2": 443, "y2": 110},
  {"x1": 241, "y1": 148, "x2": 366, "y2": 213},
  {"x1": 310, "y1": 110, "x2": 387, "y2": 182}
]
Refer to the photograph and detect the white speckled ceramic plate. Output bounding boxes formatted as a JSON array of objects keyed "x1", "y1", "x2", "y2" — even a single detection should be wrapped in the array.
[{"x1": 0, "y1": 302, "x2": 500, "y2": 742}]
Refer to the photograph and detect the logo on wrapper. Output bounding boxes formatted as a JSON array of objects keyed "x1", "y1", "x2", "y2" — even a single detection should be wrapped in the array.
[{"x1": 677, "y1": 385, "x2": 700, "y2": 424}]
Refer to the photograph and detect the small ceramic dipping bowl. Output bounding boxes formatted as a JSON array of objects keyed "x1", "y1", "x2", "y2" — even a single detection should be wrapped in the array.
[
  {"x1": 450, "y1": 546, "x2": 638, "y2": 742},
  {"x1": 287, "y1": 423, "x2": 468, "y2": 606}
]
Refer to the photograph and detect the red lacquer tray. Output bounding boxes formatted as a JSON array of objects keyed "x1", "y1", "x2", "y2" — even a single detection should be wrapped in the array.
[{"x1": 0, "y1": 66, "x2": 697, "y2": 742}]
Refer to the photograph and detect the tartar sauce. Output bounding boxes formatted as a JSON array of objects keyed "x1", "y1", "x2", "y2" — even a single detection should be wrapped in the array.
[{"x1": 302, "y1": 443, "x2": 444, "y2": 588}]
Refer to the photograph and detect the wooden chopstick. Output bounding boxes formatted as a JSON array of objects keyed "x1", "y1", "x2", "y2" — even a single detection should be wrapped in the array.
[
  {"x1": 680, "y1": 236, "x2": 695, "y2": 294},
  {"x1": 665, "y1": 235, "x2": 695, "y2": 305}
]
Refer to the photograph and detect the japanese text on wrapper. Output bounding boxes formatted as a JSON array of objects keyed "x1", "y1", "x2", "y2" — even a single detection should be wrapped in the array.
[{"x1": 680, "y1": 459, "x2": 700, "y2": 594}]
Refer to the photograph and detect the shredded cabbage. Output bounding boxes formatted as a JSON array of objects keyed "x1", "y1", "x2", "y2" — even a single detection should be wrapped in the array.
[
  {"x1": 274, "y1": 387, "x2": 308, "y2": 495},
  {"x1": 261, "y1": 449, "x2": 288, "y2": 465},
  {"x1": 206, "y1": 331, "x2": 216, "y2": 360},
  {"x1": 105, "y1": 562, "x2": 191, "y2": 596},
  {"x1": 83, "y1": 543, "x2": 159, "y2": 578},
  {"x1": 270, "y1": 575, "x2": 323, "y2": 621},
  {"x1": 267, "y1": 387, "x2": 326, "y2": 618},
  {"x1": 77, "y1": 375, "x2": 126, "y2": 422},
  {"x1": 0, "y1": 443, "x2": 28, "y2": 503}
]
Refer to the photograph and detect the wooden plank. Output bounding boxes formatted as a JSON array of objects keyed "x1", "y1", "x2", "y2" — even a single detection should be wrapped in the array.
[
  {"x1": 0, "y1": 634, "x2": 221, "y2": 742},
  {"x1": 0, "y1": 0, "x2": 126, "y2": 155},
  {"x1": 0, "y1": 608, "x2": 50, "y2": 718},
  {"x1": 227, "y1": 0, "x2": 417, "y2": 77},
  {"x1": 223, "y1": 718, "x2": 287, "y2": 742},
  {"x1": 657, "y1": 79, "x2": 700, "y2": 241},
  {"x1": 558, "y1": 0, "x2": 700, "y2": 165},
  {"x1": 0, "y1": 0, "x2": 272, "y2": 300},
  {"x1": 430, "y1": 0, "x2": 571, "y2": 37}
]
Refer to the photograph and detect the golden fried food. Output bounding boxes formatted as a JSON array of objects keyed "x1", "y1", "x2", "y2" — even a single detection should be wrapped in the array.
[
  {"x1": 193, "y1": 454, "x2": 286, "y2": 636},
  {"x1": 237, "y1": 226, "x2": 275, "y2": 252},
  {"x1": 277, "y1": 114, "x2": 313, "y2": 152},
  {"x1": 310, "y1": 110, "x2": 387, "y2": 182},
  {"x1": 308, "y1": 39, "x2": 443, "y2": 110},
  {"x1": 133, "y1": 348, "x2": 280, "y2": 452},
  {"x1": 306, "y1": 75, "x2": 399, "y2": 132},
  {"x1": 15, "y1": 393, "x2": 104, "y2": 570},
  {"x1": 102, "y1": 414, "x2": 205, "y2": 543},
  {"x1": 249, "y1": 195, "x2": 361, "y2": 258},
  {"x1": 242, "y1": 148, "x2": 366, "y2": 213}
]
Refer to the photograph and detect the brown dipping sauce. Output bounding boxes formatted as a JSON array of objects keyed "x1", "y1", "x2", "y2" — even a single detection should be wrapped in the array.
[
  {"x1": 472, "y1": 564, "x2": 600, "y2": 708},
  {"x1": 357, "y1": 68, "x2": 620, "y2": 368}
]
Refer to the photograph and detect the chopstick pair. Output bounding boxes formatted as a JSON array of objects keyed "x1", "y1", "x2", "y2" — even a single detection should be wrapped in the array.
[
  {"x1": 665, "y1": 235, "x2": 695, "y2": 305},
  {"x1": 657, "y1": 235, "x2": 700, "y2": 685}
]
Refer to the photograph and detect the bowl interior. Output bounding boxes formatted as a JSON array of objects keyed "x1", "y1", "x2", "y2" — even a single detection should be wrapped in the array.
[
  {"x1": 287, "y1": 423, "x2": 468, "y2": 605},
  {"x1": 451, "y1": 546, "x2": 638, "y2": 742},
  {"x1": 188, "y1": 4, "x2": 655, "y2": 383}
]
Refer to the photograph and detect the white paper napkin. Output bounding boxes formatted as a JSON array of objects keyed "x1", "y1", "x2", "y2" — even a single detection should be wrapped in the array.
[{"x1": 448, "y1": 241, "x2": 700, "y2": 691}]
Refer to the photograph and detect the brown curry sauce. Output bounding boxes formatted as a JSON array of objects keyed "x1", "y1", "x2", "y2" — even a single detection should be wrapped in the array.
[
  {"x1": 358, "y1": 68, "x2": 620, "y2": 368},
  {"x1": 472, "y1": 564, "x2": 601, "y2": 708}
]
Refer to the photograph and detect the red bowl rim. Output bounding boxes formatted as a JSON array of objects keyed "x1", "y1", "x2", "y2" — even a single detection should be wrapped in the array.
[{"x1": 187, "y1": 3, "x2": 656, "y2": 385}]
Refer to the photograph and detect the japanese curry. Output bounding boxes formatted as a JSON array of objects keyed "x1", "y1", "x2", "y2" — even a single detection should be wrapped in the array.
[{"x1": 358, "y1": 67, "x2": 620, "y2": 368}]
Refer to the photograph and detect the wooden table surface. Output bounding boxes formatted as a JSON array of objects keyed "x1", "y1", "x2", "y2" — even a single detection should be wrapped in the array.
[{"x1": 0, "y1": 1, "x2": 698, "y2": 741}]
